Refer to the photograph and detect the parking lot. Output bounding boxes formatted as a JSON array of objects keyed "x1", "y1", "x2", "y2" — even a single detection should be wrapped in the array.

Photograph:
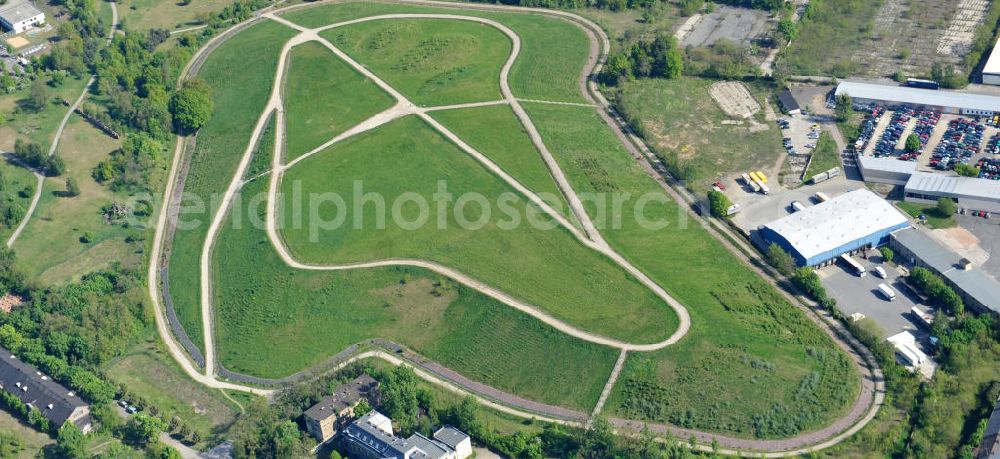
[
  {"x1": 855, "y1": 107, "x2": 1000, "y2": 174},
  {"x1": 729, "y1": 175, "x2": 854, "y2": 244}
]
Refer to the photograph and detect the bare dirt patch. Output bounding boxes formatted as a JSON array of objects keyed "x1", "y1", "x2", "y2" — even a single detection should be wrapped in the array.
[
  {"x1": 851, "y1": 0, "x2": 991, "y2": 78},
  {"x1": 932, "y1": 226, "x2": 988, "y2": 265},
  {"x1": 5, "y1": 36, "x2": 29, "y2": 49},
  {"x1": 709, "y1": 81, "x2": 761, "y2": 119}
]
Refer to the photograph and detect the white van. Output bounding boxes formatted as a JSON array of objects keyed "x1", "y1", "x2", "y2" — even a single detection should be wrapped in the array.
[{"x1": 873, "y1": 267, "x2": 887, "y2": 279}]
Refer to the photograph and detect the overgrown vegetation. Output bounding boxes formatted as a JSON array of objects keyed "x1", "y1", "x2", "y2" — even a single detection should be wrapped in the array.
[
  {"x1": 908, "y1": 267, "x2": 964, "y2": 316},
  {"x1": 599, "y1": 33, "x2": 683, "y2": 85},
  {"x1": 776, "y1": 0, "x2": 883, "y2": 77}
]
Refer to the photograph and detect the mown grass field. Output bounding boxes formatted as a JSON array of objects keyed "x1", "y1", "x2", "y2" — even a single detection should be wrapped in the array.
[
  {"x1": 430, "y1": 104, "x2": 578, "y2": 227},
  {"x1": 14, "y1": 117, "x2": 140, "y2": 284},
  {"x1": 283, "y1": 41, "x2": 395, "y2": 160},
  {"x1": 182, "y1": 3, "x2": 861, "y2": 439},
  {"x1": 213, "y1": 177, "x2": 617, "y2": 409},
  {"x1": 615, "y1": 77, "x2": 784, "y2": 188},
  {"x1": 107, "y1": 344, "x2": 238, "y2": 443},
  {"x1": 523, "y1": 103, "x2": 859, "y2": 439},
  {"x1": 280, "y1": 1, "x2": 590, "y2": 103},
  {"x1": 118, "y1": 0, "x2": 235, "y2": 30},
  {"x1": 279, "y1": 115, "x2": 676, "y2": 344},
  {"x1": 168, "y1": 19, "x2": 297, "y2": 353},
  {"x1": 897, "y1": 201, "x2": 956, "y2": 229},
  {"x1": 322, "y1": 18, "x2": 510, "y2": 106}
]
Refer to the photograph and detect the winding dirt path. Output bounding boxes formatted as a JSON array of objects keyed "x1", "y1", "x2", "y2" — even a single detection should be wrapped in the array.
[
  {"x1": 191, "y1": 12, "x2": 693, "y2": 378},
  {"x1": 6, "y1": 2, "x2": 119, "y2": 249},
  {"x1": 146, "y1": 1, "x2": 882, "y2": 455}
]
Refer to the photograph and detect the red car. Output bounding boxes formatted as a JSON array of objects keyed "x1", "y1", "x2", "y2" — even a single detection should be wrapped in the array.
[{"x1": 713, "y1": 181, "x2": 726, "y2": 191}]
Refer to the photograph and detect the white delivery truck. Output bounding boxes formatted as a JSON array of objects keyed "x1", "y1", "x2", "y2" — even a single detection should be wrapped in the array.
[
  {"x1": 790, "y1": 201, "x2": 806, "y2": 212},
  {"x1": 878, "y1": 283, "x2": 896, "y2": 301},
  {"x1": 814, "y1": 192, "x2": 831, "y2": 203}
]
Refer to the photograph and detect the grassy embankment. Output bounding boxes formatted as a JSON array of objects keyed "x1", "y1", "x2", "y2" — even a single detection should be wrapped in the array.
[
  {"x1": 167, "y1": 19, "x2": 298, "y2": 353},
  {"x1": 282, "y1": 41, "x2": 396, "y2": 161},
  {"x1": 430, "y1": 104, "x2": 580, "y2": 228},
  {"x1": 279, "y1": 115, "x2": 677, "y2": 344},
  {"x1": 525, "y1": 102, "x2": 860, "y2": 439},
  {"x1": 213, "y1": 174, "x2": 618, "y2": 409},
  {"x1": 280, "y1": 0, "x2": 590, "y2": 103},
  {"x1": 324, "y1": 18, "x2": 510, "y2": 106},
  {"x1": 117, "y1": 0, "x2": 235, "y2": 31},
  {"x1": 107, "y1": 345, "x2": 239, "y2": 440}
]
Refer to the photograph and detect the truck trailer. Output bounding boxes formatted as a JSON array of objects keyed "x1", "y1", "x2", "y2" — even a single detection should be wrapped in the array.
[
  {"x1": 840, "y1": 254, "x2": 867, "y2": 277},
  {"x1": 878, "y1": 283, "x2": 896, "y2": 301}
]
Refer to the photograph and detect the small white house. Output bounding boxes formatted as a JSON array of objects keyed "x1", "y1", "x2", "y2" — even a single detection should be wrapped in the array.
[{"x1": 0, "y1": 1, "x2": 45, "y2": 34}]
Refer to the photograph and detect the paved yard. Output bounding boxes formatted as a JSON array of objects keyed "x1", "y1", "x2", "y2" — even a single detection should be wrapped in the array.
[
  {"x1": 729, "y1": 176, "x2": 855, "y2": 246},
  {"x1": 819, "y1": 255, "x2": 930, "y2": 339},
  {"x1": 953, "y1": 213, "x2": 1000, "y2": 279}
]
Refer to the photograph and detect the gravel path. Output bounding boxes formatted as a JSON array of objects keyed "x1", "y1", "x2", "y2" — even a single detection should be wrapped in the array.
[
  {"x1": 6, "y1": 2, "x2": 119, "y2": 249},
  {"x1": 145, "y1": 1, "x2": 883, "y2": 454}
]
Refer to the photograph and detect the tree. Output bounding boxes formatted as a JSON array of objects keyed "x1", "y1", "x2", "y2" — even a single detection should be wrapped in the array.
[
  {"x1": 835, "y1": 94, "x2": 852, "y2": 122},
  {"x1": 123, "y1": 413, "x2": 167, "y2": 446},
  {"x1": 354, "y1": 398, "x2": 372, "y2": 417},
  {"x1": 64, "y1": 178, "x2": 80, "y2": 197},
  {"x1": 27, "y1": 79, "x2": 50, "y2": 112},
  {"x1": 766, "y1": 243, "x2": 796, "y2": 276},
  {"x1": 954, "y1": 163, "x2": 980, "y2": 177},
  {"x1": 936, "y1": 197, "x2": 956, "y2": 216},
  {"x1": 45, "y1": 156, "x2": 65, "y2": 177},
  {"x1": 54, "y1": 423, "x2": 88, "y2": 459},
  {"x1": 169, "y1": 80, "x2": 213, "y2": 133},
  {"x1": 707, "y1": 190, "x2": 733, "y2": 219},
  {"x1": 777, "y1": 18, "x2": 797, "y2": 41},
  {"x1": 880, "y1": 246, "x2": 894, "y2": 264},
  {"x1": 905, "y1": 133, "x2": 921, "y2": 153},
  {"x1": 380, "y1": 366, "x2": 419, "y2": 434}
]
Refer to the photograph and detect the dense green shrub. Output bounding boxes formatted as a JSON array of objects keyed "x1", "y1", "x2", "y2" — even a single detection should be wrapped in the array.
[
  {"x1": 908, "y1": 267, "x2": 964, "y2": 315},
  {"x1": 707, "y1": 190, "x2": 733, "y2": 219}
]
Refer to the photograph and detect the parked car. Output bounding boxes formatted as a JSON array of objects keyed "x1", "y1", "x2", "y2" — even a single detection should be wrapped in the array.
[{"x1": 873, "y1": 267, "x2": 887, "y2": 279}]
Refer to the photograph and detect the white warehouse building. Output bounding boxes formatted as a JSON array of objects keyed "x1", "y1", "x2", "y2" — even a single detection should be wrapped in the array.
[
  {"x1": 0, "y1": 1, "x2": 45, "y2": 34},
  {"x1": 904, "y1": 172, "x2": 1000, "y2": 214},
  {"x1": 983, "y1": 38, "x2": 1000, "y2": 86},
  {"x1": 759, "y1": 189, "x2": 910, "y2": 267},
  {"x1": 835, "y1": 81, "x2": 1000, "y2": 117}
]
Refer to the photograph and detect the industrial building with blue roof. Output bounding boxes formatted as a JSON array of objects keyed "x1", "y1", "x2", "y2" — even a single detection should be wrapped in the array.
[{"x1": 760, "y1": 189, "x2": 910, "y2": 267}]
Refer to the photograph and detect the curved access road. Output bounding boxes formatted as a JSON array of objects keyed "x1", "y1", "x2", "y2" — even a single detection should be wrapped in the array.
[
  {"x1": 6, "y1": 1, "x2": 119, "y2": 249},
  {"x1": 146, "y1": 1, "x2": 882, "y2": 455}
]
